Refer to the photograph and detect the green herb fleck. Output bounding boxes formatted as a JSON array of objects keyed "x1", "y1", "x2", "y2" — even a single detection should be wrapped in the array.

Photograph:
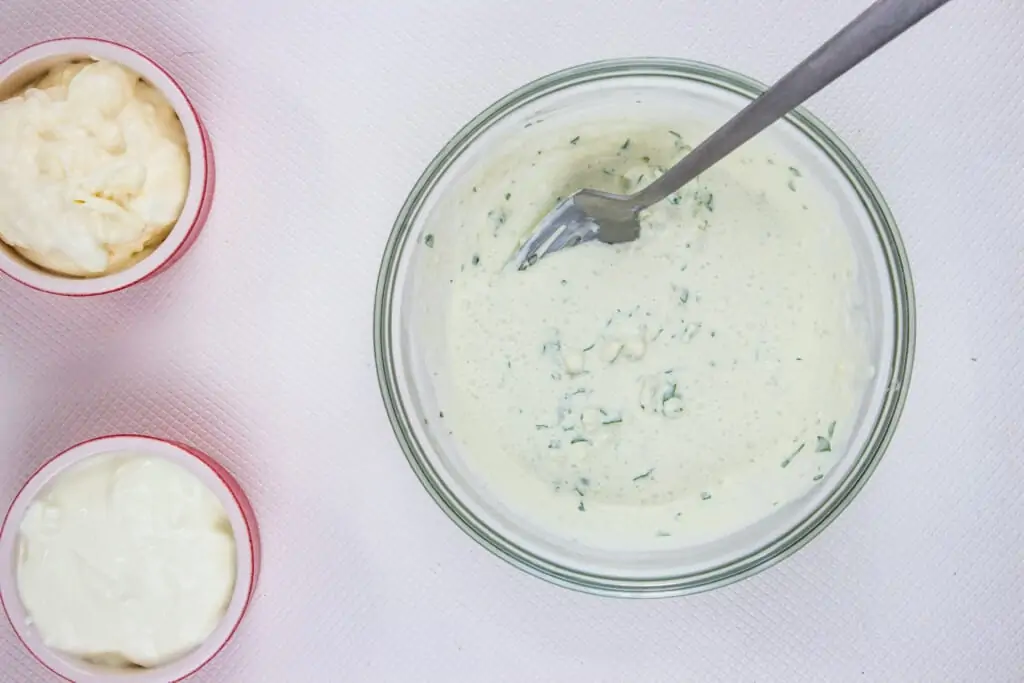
[
  {"x1": 700, "y1": 491, "x2": 712, "y2": 501},
  {"x1": 815, "y1": 436, "x2": 832, "y2": 452},
  {"x1": 693, "y1": 189, "x2": 714, "y2": 213},
  {"x1": 781, "y1": 442, "x2": 806, "y2": 468},
  {"x1": 632, "y1": 468, "x2": 655, "y2": 482},
  {"x1": 641, "y1": 155, "x2": 651, "y2": 163},
  {"x1": 570, "y1": 436, "x2": 591, "y2": 445},
  {"x1": 471, "y1": 254, "x2": 480, "y2": 266},
  {"x1": 827, "y1": 421, "x2": 836, "y2": 439},
  {"x1": 655, "y1": 531, "x2": 671, "y2": 537},
  {"x1": 423, "y1": 234, "x2": 435, "y2": 248},
  {"x1": 812, "y1": 473, "x2": 824, "y2": 481},
  {"x1": 788, "y1": 166, "x2": 802, "y2": 177},
  {"x1": 577, "y1": 501, "x2": 586, "y2": 512},
  {"x1": 668, "y1": 130, "x2": 682, "y2": 139},
  {"x1": 487, "y1": 209, "x2": 507, "y2": 229},
  {"x1": 680, "y1": 322, "x2": 702, "y2": 342},
  {"x1": 548, "y1": 439, "x2": 562, "y2": 449},
  {"x1": 570, "y1": 136, "x2": 580, "y2": 145},
  {"x1": 621, "y1": 138, "x2": 631, "y2": 150},
  {"x1": 505, "y1": 192, "x2": 511, "y2": 201},
  {"x1": 535, "y1": 424, "x2": 549, "y2": 430},
  {"x1": 787, "y1": 179, "x2": 797, "y2": 192}
]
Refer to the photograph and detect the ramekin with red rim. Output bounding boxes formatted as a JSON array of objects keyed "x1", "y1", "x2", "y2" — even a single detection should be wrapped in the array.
[
  {"x1": 0, "y1": 435, "x2": 260, "y2": 683},
  {"x1": 0, "y1": 38, "x2": 215, "y2": 296}
]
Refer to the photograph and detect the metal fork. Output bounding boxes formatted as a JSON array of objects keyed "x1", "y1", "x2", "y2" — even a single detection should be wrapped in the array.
[{"x1": 513, "y1": 0, "x2": 953, "y2": 270}]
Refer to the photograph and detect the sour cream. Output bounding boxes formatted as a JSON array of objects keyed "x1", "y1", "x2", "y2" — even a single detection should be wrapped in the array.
[
  {"x1": 16, "y1": 452, "x2": 236, "y2": 668},
  {"x1": 427, "y1": 117, "x2": 870, "y2": 549},
  {"x1": 0, "y1": 59, "x2": 189, "y2": 277}
]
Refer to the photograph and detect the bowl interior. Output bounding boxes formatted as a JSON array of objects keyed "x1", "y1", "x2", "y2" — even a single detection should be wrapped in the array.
[
  {"x1": 0, "y1": 436, "x2": 255, "y2": 682},
  {"x1": 379, "y1": 60, "x2": 912, "y2": 594},
  {"x1": 0, "y1": 55, "x2": 91, "y2": 279},
  {"x1": 0, "y1": 40, "x2": 209, "y2": 295}
]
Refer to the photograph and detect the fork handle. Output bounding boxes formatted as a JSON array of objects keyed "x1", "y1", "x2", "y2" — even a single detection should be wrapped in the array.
[{"x1": 631, "y1": 0, "x2": 954, "y2": 210}]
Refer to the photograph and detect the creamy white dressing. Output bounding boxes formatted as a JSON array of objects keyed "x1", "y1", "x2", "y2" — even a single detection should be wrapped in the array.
[
  {"x1": 0, "y1": 59, "x2": 189, "y2": 277},
  {"x1": 424, "y1": 117, "x2": 870, "y2": 549},
  {"x1": 16, "y1": 452, "x2": 236, "y2": 668}
]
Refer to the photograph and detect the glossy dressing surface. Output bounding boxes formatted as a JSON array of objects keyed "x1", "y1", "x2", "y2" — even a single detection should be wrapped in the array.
[
  {"x1": 16, "y1": 452, "x2": 236, "y2": 668},
  {"x1": 421, "y1": 116, "x2": 871, "y2": 550}
]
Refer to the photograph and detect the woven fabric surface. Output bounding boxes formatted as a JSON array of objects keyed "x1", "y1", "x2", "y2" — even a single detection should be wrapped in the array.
[{"x1": 0, "y1": 1, "x2": 1021, "y2": 681}]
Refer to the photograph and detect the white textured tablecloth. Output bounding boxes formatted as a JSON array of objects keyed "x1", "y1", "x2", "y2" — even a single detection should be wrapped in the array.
[{"x1": 1, "y1": 1, "x2": 1022, "y2": 681}]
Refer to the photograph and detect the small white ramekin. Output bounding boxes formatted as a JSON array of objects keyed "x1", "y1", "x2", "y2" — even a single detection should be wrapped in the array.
[
  {"x1": 0, "y1": 435, "x2": 261, "y2": 683},
  {"x1": 0, "y1": 38, "x2": 215, "y2": 296}
]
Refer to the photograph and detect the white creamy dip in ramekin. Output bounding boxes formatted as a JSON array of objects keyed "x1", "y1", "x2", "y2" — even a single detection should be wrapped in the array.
[{"x1": 0, "y1": 58, "x2": 189, "y2": 277}]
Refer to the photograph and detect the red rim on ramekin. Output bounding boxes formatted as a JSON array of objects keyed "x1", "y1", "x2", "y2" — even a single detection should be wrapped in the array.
[
  {"x1": 0, "y1": 435, "x2": 260, "y2": 682},
  {"x1": 0, "y1": 38, "x2": 215, "y2": 296}
]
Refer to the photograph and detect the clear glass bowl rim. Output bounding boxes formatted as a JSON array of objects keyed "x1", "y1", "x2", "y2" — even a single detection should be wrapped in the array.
[{"x1": 374, "y1": 57, "x2": 916, "y2": 597}]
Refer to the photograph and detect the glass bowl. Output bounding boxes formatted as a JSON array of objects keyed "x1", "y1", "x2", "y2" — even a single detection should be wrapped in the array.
[{"x1": 374, "y1": 58, "x2": 915, "y2": 596}]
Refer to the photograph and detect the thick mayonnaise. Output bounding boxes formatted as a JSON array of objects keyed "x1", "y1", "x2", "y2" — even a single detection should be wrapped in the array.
[
  {"x1": 427, "y1": 117, "x2": 871, "y2": 549},
  {"x1": 17, "y1": 453, "x2": 236, "y2": 668},
  {"x1": 0, "y1": 59, "x2": 189, "y2": 277}
]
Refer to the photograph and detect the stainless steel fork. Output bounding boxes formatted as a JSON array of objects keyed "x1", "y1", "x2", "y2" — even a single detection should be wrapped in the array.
[{"x1": 513, "y1": 0, "x2": 954, "y2": 270}]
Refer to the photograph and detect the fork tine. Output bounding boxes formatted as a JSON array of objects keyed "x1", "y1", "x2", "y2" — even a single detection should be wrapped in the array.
[
  {"x1": 512, "y1": 195, "x2": 603, "y2": 270},
  {"x1": 512, "y1": 197, "x2": 574, "y2": 269}
]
